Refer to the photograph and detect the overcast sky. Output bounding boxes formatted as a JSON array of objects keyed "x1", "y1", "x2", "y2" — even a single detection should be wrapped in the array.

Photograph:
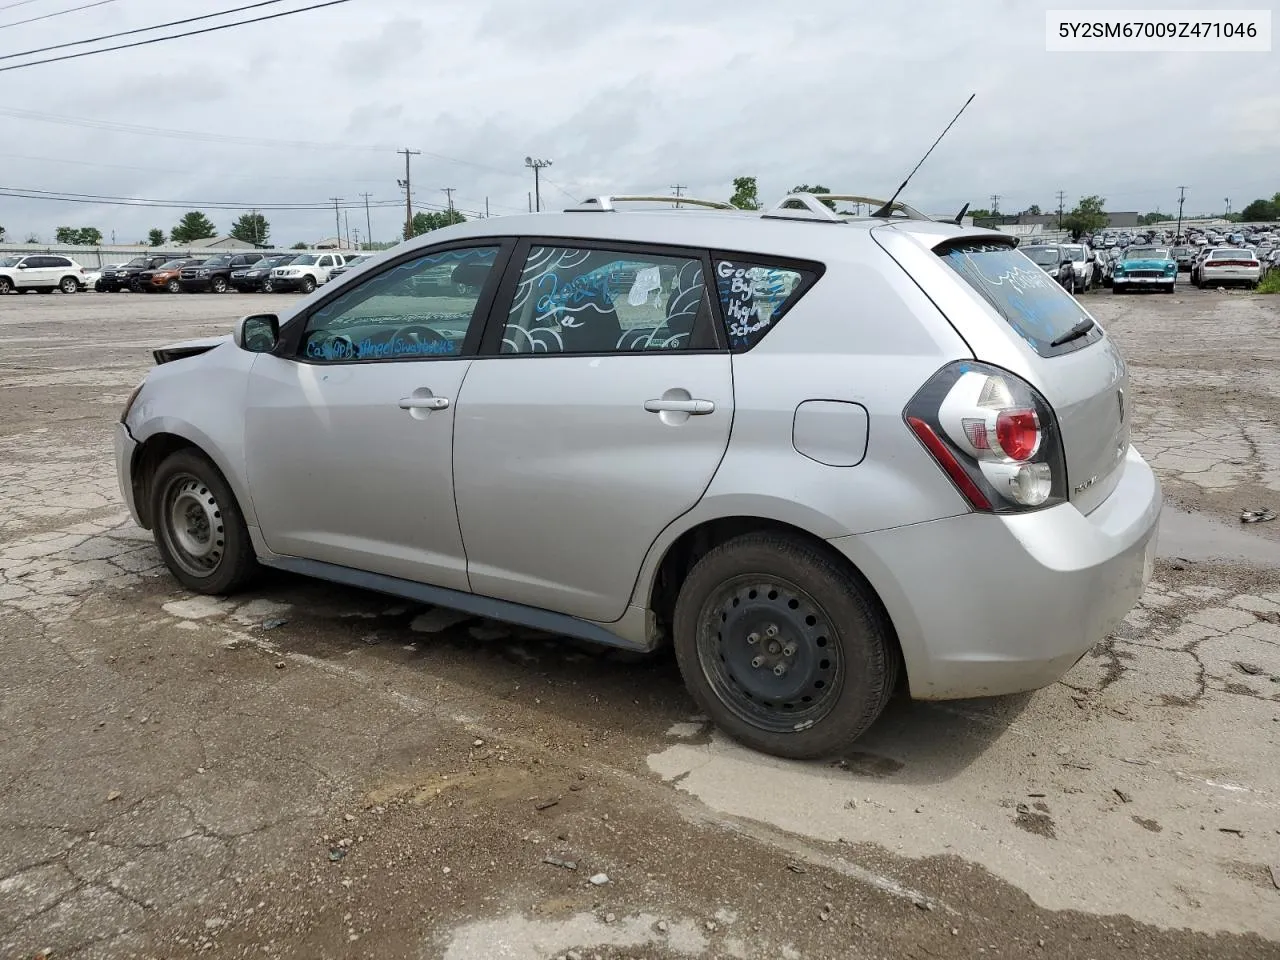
[{"x1": 0, "y1": 0, "x2": 1275, "y2": 246}]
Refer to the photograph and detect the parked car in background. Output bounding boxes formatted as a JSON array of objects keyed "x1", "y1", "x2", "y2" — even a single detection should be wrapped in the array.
[
  {"x1": 326, "y1": 254, "x2": 372, "y2": 281},
  {"x1": 138, "y1": 258, "x2": 204, "y2": 293},
  {"x1": 179, "y1": 252, "x2": 268, "y2": 294},
  {"x1": 1058, "y1": 244, "x2": 1097, "y2": 293},
  {"x1": 99, "y1": 255, "x2": 175, "y2": 292},
  {"x1": 94, "y1": 264, "x2": 125, "y2": 291},
  {"x1": 79, "y1": 266, "x2": 103, "y2": 291},
  {"x1": 230, "y1": 254, "x2": 297, "y2": 293},
  {"x1": 1112, "y1": 246, "x2": 1177, "y2": 294},
  {"x1": 0, "y1": 254, "x2": 88, "y2": 295},
  {"x1": 1196, "y1": 247, "x2": 1262, "y2": 289},
  {"x1": 1022, "y1": 245, "x2": 1076, "y2": 289},
  {"x1": 1171, "y1": 246, "x2": 1195, "y2": 271},
  {"x1": 269, "y1": 252, "x2": 348, "y2": 293}
]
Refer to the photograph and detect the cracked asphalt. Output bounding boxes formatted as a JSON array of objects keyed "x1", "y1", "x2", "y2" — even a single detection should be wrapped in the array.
[{"x1": 2, "y1": 284, "x2": 1279, "y2": 960}]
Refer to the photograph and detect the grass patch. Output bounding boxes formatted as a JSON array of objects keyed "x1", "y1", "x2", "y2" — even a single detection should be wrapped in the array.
[{"x1": 1258, "y1": 272, "x2": 1280, "y2": 294}]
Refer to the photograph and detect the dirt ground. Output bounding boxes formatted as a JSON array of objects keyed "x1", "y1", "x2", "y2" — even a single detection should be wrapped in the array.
[{"x1": 2, "y1": 280, "x2": 1279, "y2": 960}]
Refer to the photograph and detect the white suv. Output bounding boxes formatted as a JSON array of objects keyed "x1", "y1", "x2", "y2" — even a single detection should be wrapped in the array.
[
  {"x1": 0, "y1": 254, "x2": 88, "y2": 294},
  {"x1": 115, "y1": 192, "x2": 1160, "y2": 759},
  {"x1": 269, "y1": 252, "x2": 348, "y2": 294}
]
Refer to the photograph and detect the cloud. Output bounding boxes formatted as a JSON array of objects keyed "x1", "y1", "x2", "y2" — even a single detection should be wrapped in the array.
[{"x1": 0, "y1": 0, "x2": 1273, "y2": 244}]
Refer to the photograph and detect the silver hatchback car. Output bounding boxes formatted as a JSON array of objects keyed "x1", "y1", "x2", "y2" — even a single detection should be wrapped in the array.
[{"x1": 115, "y1": 192, "x2": 1161, "y2": 759}]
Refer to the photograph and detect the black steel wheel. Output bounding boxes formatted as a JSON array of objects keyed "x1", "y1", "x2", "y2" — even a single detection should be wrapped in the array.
[
  {"x1": 673, "y1": 533, "x2": 898, "y2": 759},
  {"x1": 151, "y1": 449, "x2": 258, "y2": 594}
]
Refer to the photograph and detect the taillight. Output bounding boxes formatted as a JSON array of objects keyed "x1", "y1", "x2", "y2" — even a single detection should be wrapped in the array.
[{"x1": 905, "y1": 361, "x2": 1067, "y2": 513}]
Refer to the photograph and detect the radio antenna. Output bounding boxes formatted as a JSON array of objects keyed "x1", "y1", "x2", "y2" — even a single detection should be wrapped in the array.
[{"x1": 872, "y1": 93, "x2": 976, "y2": 219}]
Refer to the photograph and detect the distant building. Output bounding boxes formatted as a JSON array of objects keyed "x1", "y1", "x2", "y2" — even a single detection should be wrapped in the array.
[
  {"x1": 188, "y1": 235, "x2": 246, "y2": 249},
  {"x1": 312, "y1": 236, "x2": 357, "y2": 250},
  {"x1": 975, "y1": 211, "x2": 1139, "y2": 231}
]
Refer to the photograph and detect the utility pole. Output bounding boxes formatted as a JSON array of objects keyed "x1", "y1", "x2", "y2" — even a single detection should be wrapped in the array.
[
  {"x1": 524, "y1": 156, "x2": 552, "y2": 212},
  {"x1": 344, "y1": 210, "x2": 351, "y2": 250},
  {"x1": 397, "y1": 147, "x2": 421, "y2": 239},
  {"x1": 1176, "y1": 186, "x2": 1187, "y2": 240},
  {"x1": 485, "y1": 196, "x2": 490, "y2": 219},
  {"x1": 442, "y1": 187, "x2": 456, "y2": 222},
  {"x1": 360, "y1": 192, "x2": 373, "y2": 249},
  {"x1": 1224, "y1": 197, "x2": 1231, "y2": 218},
  {"x1": 329, "y1": 197, "x2": 343, "y2": 245},
  {"x1": 1056, "y1": 190, "x2": 1067, "y2": 230},
  {"x1": 528, "y1": 192, "x2": 532, "y2": 213},
  {"x1": 990, "y1": 194, "x2": 1001, "y2": 216},
  {"x1": 671, "y1": 183, "x2": 687, "y2": 208}
]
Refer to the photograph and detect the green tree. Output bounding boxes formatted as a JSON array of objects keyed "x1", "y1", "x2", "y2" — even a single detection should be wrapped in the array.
[
  {"x1": 790, "y1": 184, "x2": 835, "y2": 209},
  {"x1": 967, "y1": 208, "x2": 994, "y2": 219},
  {"x1": 1022, "y1": 204, "x2": 1042, "y2": 216},
  {"x1": 728, "y1": 176, "x2": 761, "y2": 211},
  {"x1": 230, "y1": 212, "x2": 270, "y2": 246},
  {"x1": 404, "y1": 209, "x2": 466, "y2": 239},
  {"x1": 1062, "y1": 195, "x2": 1108, "y2": 240},
  {"x1": 147, "y1": 228, "x2": 166, "y2": 246},
  {"x1": 1238, "y1": 198, "x2": 1278, "y2": 222},
  {"x1": 54, "y1": 226, "x2": 103, "y2": 245},
  {"x1": 0, "y1": 225, "x2": 5, "y2": 241},
  {"x1": 291, "y1": 241, "x2": 308, "y2": 250},
  {"x1": 170, "y1": 211, "x2": 217, "y2": 244}
]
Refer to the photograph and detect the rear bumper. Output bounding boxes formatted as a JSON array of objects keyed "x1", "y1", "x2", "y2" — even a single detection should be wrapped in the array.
[
  {"x1": 114, "y1": 422, "x2": 143, "y2": 527},
  {"x1": 828, "y1": 446, "x2": 1162, "y2": 700}
]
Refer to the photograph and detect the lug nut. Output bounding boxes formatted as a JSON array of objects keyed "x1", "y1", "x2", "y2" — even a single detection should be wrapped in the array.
[
  {"x1": 750, "y1": 656, "x2": 764, "y2": 669},
  {"x1": 782, "y1": 644, "x2": 796, "y2": 657},
  {"x1": 773, "y1": 664, "x2": 788, "y2": 677},
  {"x1": 746, "y1": 632, "x2": 759, "y2": 645},
  {"x1": 765, "y1": 624, "x2": 779, "y2": 638}
]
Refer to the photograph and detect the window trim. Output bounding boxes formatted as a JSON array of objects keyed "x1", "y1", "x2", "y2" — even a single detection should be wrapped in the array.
[
  {"x1": 475, "y1": 236, "x2": 727, "y2": 359},
  {"x1": 706, "y1": 249, "x2": 825, "y2": 354},
  {"x1": 276, "y1": 237, "x2": 516, "y2": 365}
]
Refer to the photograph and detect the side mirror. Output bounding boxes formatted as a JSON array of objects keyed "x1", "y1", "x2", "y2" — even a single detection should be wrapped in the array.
[{"x1": 234, "y1": 314, "x2": 279, "y2": 353}]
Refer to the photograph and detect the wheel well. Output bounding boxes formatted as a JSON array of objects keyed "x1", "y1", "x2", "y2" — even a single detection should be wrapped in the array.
[
  {"x1": 130, "y1": 433, "x2": 197, "y2": 529},
  {"x1": 648, "y1": 517, "x2": 904, "y2": 679}
]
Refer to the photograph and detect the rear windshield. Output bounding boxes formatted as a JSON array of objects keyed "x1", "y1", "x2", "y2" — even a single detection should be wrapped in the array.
[
  {"x1": 1211, "y1": 248, "x2": 1253, "y2": 259},
  {"x1": 1023, "y1": 246, "x2": 1062, "y2": 265},
  {"x1": 938, "y1": 241, "x2": 1098, "y2": 357}
]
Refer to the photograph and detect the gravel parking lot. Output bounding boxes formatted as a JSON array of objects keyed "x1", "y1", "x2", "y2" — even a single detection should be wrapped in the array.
[{"x1": 2, "y1": 282, "x2": 1279, "y2": 960}]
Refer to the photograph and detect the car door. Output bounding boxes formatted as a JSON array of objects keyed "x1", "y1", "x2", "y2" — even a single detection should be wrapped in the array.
[
  {"x1": 452, "y1": 240, "x2": 733, "y2": 622},
  {"x1": 24, "y1": 256, "x2": 57, "y2": 288},
  {"x1": 242, "y1": 242, "x2": 511, "y2": 591},
  {"x1": 315, "y1": 255, "x2": 335, "y2": 282}
]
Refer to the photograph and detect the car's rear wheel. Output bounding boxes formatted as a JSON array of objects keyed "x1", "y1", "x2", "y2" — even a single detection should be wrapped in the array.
[
  {"x1": 300, "y1": 276, "x2": 316, "y2": 294},
  {"x1": 261, "y1": 279, "x2": 275, "y2": 293},
  {"x1": 211, "y1": 276, "x2": 228, "y2": 294},
  {"x1": 152, "y1": 449, "x2": 258, "y2": 595},
  {"x1": 0, "y1": 277, "x2": 11, "y2": 294},
  {"x1": 59, "y1": 276, "x2": 79, "y2": 294},
  {"x1": 672, "y1": 533, "x2": 897, "y2": 759}
]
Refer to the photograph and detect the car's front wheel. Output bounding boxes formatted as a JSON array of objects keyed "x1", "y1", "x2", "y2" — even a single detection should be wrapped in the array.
[
  {"x1": 211, "y1": 276, "x2": 228, "y2": 294},
  {"x1": 151, "y1": 449, "x2": 258, "y2": 594},
  {"x1": 299, "y1": 276, "x2": 316, "y2": 294},
  {"x1": 672, "y1": 533, "x2": 897, "y2": 759}
]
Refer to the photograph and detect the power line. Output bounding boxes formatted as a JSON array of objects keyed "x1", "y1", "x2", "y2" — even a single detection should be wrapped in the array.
[
  {"x1": 0, "y1": 0, "x2": 353, "y2": 73},
  {"x1": 0, "y1": 1, "x2": 53, "y2": 13},
  {"x1": 0, "y1": 0, "x2": 290, "y2": 60},
  {"x1": 0, "y1": 0, "x2": 118, "y2": 30},
  {"x1": 0, "y1": 185, "x2": 406, "y2": 210}
]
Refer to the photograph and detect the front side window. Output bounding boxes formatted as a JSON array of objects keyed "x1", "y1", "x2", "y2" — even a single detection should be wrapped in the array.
[
  {"x1": 713, "y1": 259, "x2": 812, "y2": 351},
  {"x1": 300, "y1": 246, "x2": 499, "y2": 363},
  {"x1": 500, "y1": 246, "x2": 713, "y2": 354}
]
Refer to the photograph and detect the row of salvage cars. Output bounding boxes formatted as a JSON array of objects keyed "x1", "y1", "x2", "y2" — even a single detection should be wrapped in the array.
[{"x1": 1023, "y1": 242, "x2": 1268, "y2": 293}]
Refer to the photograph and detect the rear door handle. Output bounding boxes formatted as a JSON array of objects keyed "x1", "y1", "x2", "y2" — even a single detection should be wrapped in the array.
[
  {"x1": 398, "y1": 396, "x2": 450, "y2": 411},
  {"x1": 644, "y1": 398, "x2": 715, "y2": 415}
]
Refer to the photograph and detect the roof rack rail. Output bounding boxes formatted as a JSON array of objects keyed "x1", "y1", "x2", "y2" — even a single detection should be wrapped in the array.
[
  {"x1": 763, "y1": 192, "x2": 933, "y2": 223},
  {"x1": 564, "y1": 195, "x2": 738, "y2": 213}
]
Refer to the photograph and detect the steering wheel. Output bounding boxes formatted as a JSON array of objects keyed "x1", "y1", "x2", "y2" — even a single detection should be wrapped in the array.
[{"x1": 391, "y1": 323, "x2": 448, "y2": 345}]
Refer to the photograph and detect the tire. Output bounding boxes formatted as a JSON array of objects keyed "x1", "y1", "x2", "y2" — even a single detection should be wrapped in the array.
[
  {"x1": 0, "y1": 277, "x2": 10, "y2": 295},
  {"x1": 151, "y1": 449, "x2": 258, "y2": 595},
  {"x1": 59, "y1": 276, "x2": 79, "y2": 294},
  {"x1": 261, "y1": 279, "x2": 274, "y2": 293},
  {"x1": 1163, "y1": 284, "x2": 1175, "y2": 294},
  {"x1": 299, "y1": 276, "x2": 316, "y2": 294},
  {"x1": 210, "y1": 276, "x2": 228, "y2": 294},
  {"x1": 672, "y1": 533, "x2": 898, "y2": 759},
  {"x1": 166, "y1": 278, "x2": 181, "y2": 293}
]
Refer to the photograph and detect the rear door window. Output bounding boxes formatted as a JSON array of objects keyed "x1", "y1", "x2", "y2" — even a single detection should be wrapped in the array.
[
  {"x1": 711, "y1": 258, "x2": 819, "y2": 351},
  {"x1": 937, "y1": 241, "x2": 1101, "y2": 357}
]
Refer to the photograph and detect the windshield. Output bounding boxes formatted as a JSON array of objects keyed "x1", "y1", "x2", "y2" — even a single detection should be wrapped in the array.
[
  {"x1": 203, "y1": 255, "x2": 232, "y2": 267},
  {"x1": 157, "y1": 260, "x2": 188, "y2": 269},
  {"x1": 939, "y1": 241, "x2": 1095, "y2": 357},
  {"x1": 123, "y1": 257, "x2": 148, "y2": 267},
  {"x1": 1024, "y1": 247, "x2": 1063, "y2": 266},
  {"x1": 1060, "y1": 245, "x2": 1085, "y2": 261},
  {"x1": 261, "y1": 255, "x2": 294, "y2": 268},
  {"x1": 290, "y1": 255, "x2": 318, "y2": 265},
  {"x1": 0, "y1": 256, "x2": 20, "y2": 267},
  {"x1": 1126, "y1": 247, "x2": 1167, "y2": 260}
]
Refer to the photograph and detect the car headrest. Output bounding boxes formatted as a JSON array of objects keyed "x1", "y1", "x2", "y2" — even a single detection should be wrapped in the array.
[{"x1": 450, "y1": 263, "x2": 492, "y2": 288}]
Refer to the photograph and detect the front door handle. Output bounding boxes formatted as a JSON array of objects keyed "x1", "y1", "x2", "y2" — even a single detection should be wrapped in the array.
[
  {"x1": 644, "y1": 398, "x2": 715, "y2": 415},
  {"x1": 398, "y1": 396, "x2": 450, "y2": 411}
]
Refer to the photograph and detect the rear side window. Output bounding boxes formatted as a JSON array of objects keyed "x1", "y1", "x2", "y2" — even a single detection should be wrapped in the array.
[
  {"x1": 938, "y1": 241, "x2": 1100, "y2": 357},
  {"x1": 713, "y1": 259, "x2": 817, "y2": 351}
]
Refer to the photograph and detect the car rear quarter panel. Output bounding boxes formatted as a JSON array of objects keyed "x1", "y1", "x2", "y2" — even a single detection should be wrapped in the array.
[{"x1": 126, "y1": 344, "x2": 258, "y2": 529}]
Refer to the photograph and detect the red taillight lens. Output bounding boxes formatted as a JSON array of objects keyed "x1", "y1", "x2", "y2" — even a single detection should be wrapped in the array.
[
  {"x1": 905, "y1": 362, "x2": 1067, "y2": 514},
  {"x1": 995, "y1": 409, "x2": 1040, "y2": 461}
]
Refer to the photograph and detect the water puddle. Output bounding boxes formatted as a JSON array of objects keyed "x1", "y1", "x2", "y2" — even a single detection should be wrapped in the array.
[{"x1": 1157, "y1": 507, "x2": 1280, "y2": 567}]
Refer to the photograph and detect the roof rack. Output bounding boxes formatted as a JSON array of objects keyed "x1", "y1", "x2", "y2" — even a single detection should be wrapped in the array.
[
  {"x1": 763, "y1": 192, "x2": 933, "y2": 223},
  {"x1": 564, "y1": 195, "x2": 738, "y2": 213}
]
